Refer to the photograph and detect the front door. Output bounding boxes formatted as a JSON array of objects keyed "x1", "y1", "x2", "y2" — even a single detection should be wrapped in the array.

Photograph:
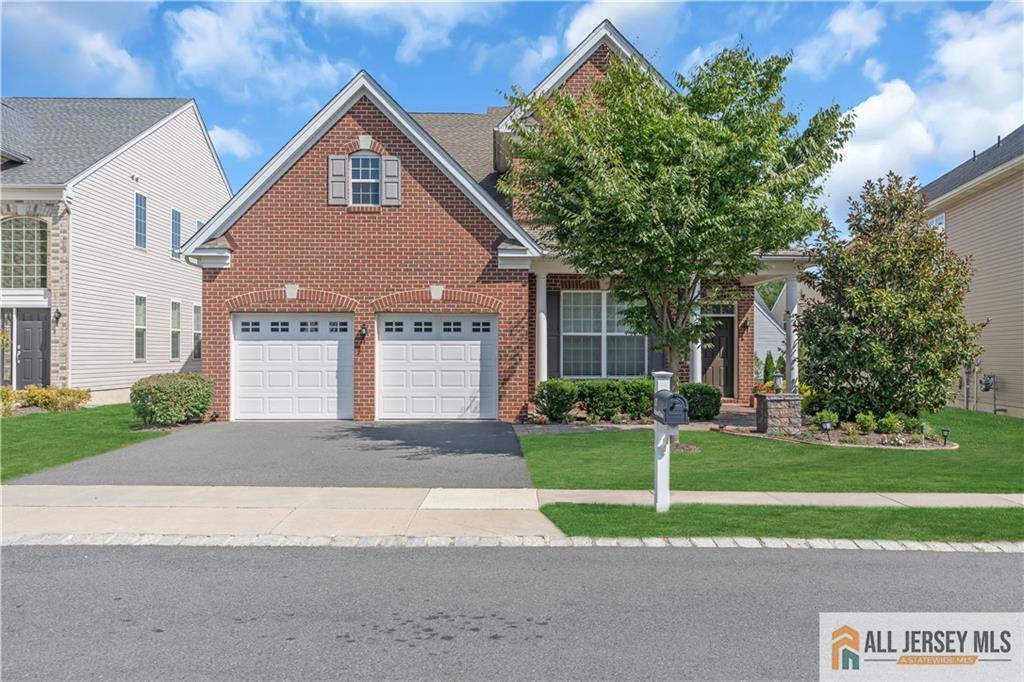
[
  {"x1": 702, "y1": 316, "x2": 735, "y2": 398},
  {"x1": 16, "y1": 308, "x2": 50, "y2": 388}
]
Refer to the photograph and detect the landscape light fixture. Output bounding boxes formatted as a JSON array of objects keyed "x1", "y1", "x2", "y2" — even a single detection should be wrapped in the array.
[
  {"x1": 918, "y1": 423, "x2": 926, "y2": 436},
  {"x1": 821, "y1": 420, "x2": 833, "y2": 442},
  {"x1": 941, "y1": 427, "x2": 950, "y2": 446},
  {"x1": 772, "y1": 369, "x2": 784, "y2": 392}
]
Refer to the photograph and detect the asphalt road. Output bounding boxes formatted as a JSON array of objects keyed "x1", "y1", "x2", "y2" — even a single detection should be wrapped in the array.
[{"x1": 3, "y1": 547, "x2": 1022, "y2": 680}]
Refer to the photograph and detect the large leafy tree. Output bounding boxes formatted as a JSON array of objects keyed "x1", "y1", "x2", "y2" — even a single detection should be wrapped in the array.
[
  {"x1": 500, "y1": 49, "x2": 853, "y2": 380},
  {"x1": 799, "y1": 173, "x2": 984, "y2": 417}
]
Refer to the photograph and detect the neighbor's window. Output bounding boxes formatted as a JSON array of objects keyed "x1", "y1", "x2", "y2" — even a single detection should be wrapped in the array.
[
  {"x1": 134, "y1": 295, "x2": 147, "y2": 360},
  {"x1": 135, "y1": 193, "x2": 147, "y2": 248},
  {"x1": 1, "y1": 216, "x2": 48, "y2": 289},
  {"x1": 927, "y1": 213, "x2": 945, "y2": 235},
  {"x1": 170, "y1": 209, "x2": 181, "y2": 259},
  {"x1": 350, "y1": 154, "x2": 381, "y2": 206},
  {"x1": 192, "y1": 305, "x2": 202, "y2": 359},
  {"x1": 561, "y1": 291, "x2": 645, "y2": 378},
  {"x1": 170, "y1": 302, "x2": 181, "y2": 359}
]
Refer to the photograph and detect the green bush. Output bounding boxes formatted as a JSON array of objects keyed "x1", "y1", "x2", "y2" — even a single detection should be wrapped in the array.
[
  {"x1": 854, "y1": 411, "x2": 877, "y2": 434},
  {"x1": 1, "y1": 385, "x2": 15, "y2": 418},
  {"x1": 576, "y1": 379, "x2": 620, "y2": 421},
  {"x1": 895, "y1": 412, "x2": 921, "y2": 434},
  {"x1": 130, "y1": 373, "x2": 213, "y2": 425},
  {"x1": 763, "y1": 352, "x2": 775, "y2": 383},
  {"x1": 877, "y1": 412, "x2": 905, "y2": 435},
  {"x1": 18, "y1": 384, "x2": 91, "y2": 412},
  {"x1": 840, "y1": 421, "x2": 859, "y2": 436},
  {"x1": 678, "y1": 382, "x2": 722, "y2": 421},
  {"x1": 813, "y1": 409, "x2": 839, "y2": 428},
  {"x1": 617, "y1": 377, "x2": 654, "y2": 420},
  {"x1": 533, "y1": 379, "x2": 578, "y2": 423}
]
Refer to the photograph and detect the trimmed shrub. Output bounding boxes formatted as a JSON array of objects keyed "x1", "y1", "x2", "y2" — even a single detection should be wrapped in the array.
[
  {"x1": 895, "y1": 412, "x2": 921, "y2": 434},
  {"x1": 840, "y1": 421, "x2": 859, "y2": 436},
  {"x1": 1, "y1": 385, "x2": 15, "y2": 418},
  {"x1": 854, "y1": 411, "x2": 877, "y2": 434},
  {"x1": 763, "y1": 352, "x2": 775, "y2": 383},
  {"x1": 812, "y1": 409, "x2": 839, "y2": 428},
  {"x1": 877, "y1": 412, "x2": 905, "y2": 435},
  {"x1": 576, "y1": 379, "x2": 620, "y2": 421},
  {"x1": 678, "y1": 382, "x2": 721, "y2": 421},
  {"x1": 617, "y1": 377, "x2": 654, "y2": 420},
  {"x1": 130, "y1": 373, "x2": 213, "y2": 425},
  {"x1": 533, "y1": 379, "x2": 578, "y2": 423},
  {"x1": 17, "y1": 385, "x2": 91, "y2": 412}
]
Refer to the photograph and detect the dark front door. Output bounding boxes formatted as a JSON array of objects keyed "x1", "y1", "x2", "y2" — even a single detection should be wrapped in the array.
[
  {"x1": 702, "y1": 317, "x2": 735, "y2": 398},
  {"x1": 16, "y1": 308, "x2": 50, "y2": 388}
]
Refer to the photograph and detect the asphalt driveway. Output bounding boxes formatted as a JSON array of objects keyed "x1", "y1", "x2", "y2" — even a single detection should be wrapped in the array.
[{"x1": 10, "y1": 421, "x2": 532, "y2": 488}]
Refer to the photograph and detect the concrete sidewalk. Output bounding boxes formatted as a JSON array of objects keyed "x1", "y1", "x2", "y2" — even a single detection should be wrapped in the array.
[{"x1": 2, "y1": 485, "x2": 1021, "y2": 540}]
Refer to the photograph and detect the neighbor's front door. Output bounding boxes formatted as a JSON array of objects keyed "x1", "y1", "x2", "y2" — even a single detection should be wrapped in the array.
[
  {"x1": 16, "y1": 308, "x2": 50, "y2": 388},
  {"x1": 701, "y1": 316, "x2": 735, "y2": 398}
]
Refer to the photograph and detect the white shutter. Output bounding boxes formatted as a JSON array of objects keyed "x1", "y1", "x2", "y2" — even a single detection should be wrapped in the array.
[
  {"x1": 382, "y1": 156, "x2": 401, "y2": 206},
  {"x1": 328, "y1": 155, "x2": 348, "y2": 205}
]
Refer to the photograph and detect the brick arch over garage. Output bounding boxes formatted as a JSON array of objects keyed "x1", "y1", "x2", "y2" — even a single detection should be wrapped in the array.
[
  {"x1": 368, "y1": 288, "x2": 504, "y2": 313},
  {"x1": 224, "y1": 287, "x2": 359, "y2": 312}
]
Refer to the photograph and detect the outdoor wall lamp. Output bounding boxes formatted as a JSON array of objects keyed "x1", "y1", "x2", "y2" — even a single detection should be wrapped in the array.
[
  {"x1": 53, "y1": 309, "x2": 62, "y2": 324},
  {"x1": 359, "y1": 323, "x2": 368, "y2": 339}
]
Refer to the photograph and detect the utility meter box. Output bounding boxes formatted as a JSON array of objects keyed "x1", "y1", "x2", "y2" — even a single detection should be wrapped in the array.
[{"x1": 653, "y1": 390, "x2": 689, "y2": 426}]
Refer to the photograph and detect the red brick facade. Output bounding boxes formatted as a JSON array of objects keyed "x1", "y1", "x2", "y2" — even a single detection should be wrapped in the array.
[{"x1": 202, "y1": 96, "x2": 530, "y2": 421}]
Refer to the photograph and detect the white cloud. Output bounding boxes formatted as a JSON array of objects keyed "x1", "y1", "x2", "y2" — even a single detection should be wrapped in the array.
[
  {"x1": 727, "y1": 2, "x2": 788, "y2": 33},
  {"x1": 823, "y1": 2, "x2": 1023, "y2": 223},
  {"x1": 473, "y1": 34, "x2": 559, "y2": 87},
  {"x1": 680, "y1": 35, "x2": 738, "y2": 74},
  {"x1": 1, "y1": 2, "x2": 155, "y2": 95},
  {"x1": 167, "y1": 3, "x2": 355, "y2": 102},
  {"x1": 793, "y1": 2, "x2": 886, "y2": 78},
  {"x1": 304, "y1": 2, "x2": 502, "y2": 64},
  {"x1": 208, "y1": 126, "x2": 261, "y2": 160},
  {"x1": 563, "y1": 1, "x2": 688, "y2": 55},
  {"x1": 862, "y1": 57, "x2": 886, "y2": 83}
]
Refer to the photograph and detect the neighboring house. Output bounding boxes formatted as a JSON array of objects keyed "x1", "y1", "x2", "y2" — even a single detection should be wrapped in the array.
[
  {"x1": 923, "y1": 125, "x2": 1024, "y2": 418},
  {"x1": 182, "y1": 20, "x2": 804, "y2": 422},
  {"x1": 754, "y1": 290, "x2": 785, "y2": 375},
  {"x1": 1, "y1": 98, "x2": 231, "y2": 402}
]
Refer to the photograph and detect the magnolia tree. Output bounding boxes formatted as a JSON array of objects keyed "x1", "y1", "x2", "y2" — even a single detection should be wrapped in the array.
[
  {"x1": 799, "y1": 173, "x2": 984, "y2": 417},
  {"x1": 500, "y1": 49, "x2": 853, "y2": 382}
]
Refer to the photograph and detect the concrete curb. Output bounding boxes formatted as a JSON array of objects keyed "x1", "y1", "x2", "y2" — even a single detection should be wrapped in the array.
[{"x1": 2, "y1": 533, "x2": 1021, "y2": 553}]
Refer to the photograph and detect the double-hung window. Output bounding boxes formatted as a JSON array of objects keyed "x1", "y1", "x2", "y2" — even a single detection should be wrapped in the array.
[
  {"x1": 350, "y1": 154, "x2": 381, "y2": 205},
  {"x1": 134, "y1": 193, "x2": 147, "y2": 248},
  {"x1": 170, "y1": 302, "x2": 181, "y2": 360},
  {"x1": 134, "y1": 295, "x2": 147, "y2": 360},
  {"x1": 561, "y1": 291, "x2": 646, "y2": 378},
  {"x1": 170, "y1": 209, "x2": 181, "y2": 259},
  {"x1": 192, "y1": 305, "x2": 202, "y2": 359}
]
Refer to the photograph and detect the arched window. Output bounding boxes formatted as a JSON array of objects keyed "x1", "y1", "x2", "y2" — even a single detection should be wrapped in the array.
[
  {"x1": 1, "y1": 216, "x2": 48, "y2": 289},
  {"x1": 350, "y1": 152, "x2": 381, "y2": 206}
]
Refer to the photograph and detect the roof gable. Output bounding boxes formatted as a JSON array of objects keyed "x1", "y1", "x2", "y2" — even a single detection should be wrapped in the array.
[
  {"x1": 0, "y1": 97, "x2": 194, "y2": 186},
  {"x1": 923, "y1": 124, "x2": 1024, "y2": 203},
  {"x1": 496, "y1": 20, "x2": 674, "y2": 133},
  {"x1": 184, "y1": 72, "x2": 541, "y2": 258}
]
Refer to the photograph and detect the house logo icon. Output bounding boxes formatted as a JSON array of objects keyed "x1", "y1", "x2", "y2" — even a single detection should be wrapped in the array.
[{"x1": 832, "y1": 625, "x2": 860, "y2": 670}]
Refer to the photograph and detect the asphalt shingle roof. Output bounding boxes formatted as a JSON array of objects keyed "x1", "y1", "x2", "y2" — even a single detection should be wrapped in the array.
[
  {"x1": 922, "y1": 124, "x2": 1024, "y2": 202},
  {"x1": 411, "y1": 107, "x2": 509, "y2": 209},
  {"x1": 1, "y1": 97, "x2": 191, "y2": 185}
]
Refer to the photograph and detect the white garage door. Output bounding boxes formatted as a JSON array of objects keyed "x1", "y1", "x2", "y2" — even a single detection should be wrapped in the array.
[
  {"x1": 232, "y1": 313, "x2": 354, "y2": 420},
  {"x1": 377, "y1": 314, "x2": 498, "y2": 420}
]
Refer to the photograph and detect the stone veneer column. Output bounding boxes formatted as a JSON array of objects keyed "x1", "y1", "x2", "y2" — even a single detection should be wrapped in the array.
[{"x1": 47, "y1": 206, "x2": 71, "y2": 387}]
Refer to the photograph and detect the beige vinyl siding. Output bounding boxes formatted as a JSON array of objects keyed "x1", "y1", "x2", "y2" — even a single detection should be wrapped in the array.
[
  {"x1": 933, "y1": 168, "x2": 1024, "y2": 417},
  {"x1": 68, "y1": 106, "x2": 230, "y2": 390}
]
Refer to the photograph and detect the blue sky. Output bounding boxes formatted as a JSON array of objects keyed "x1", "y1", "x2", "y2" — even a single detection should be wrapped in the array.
[{"x1": 3, "y1": 1, "x2": 1022, "y2": 223}]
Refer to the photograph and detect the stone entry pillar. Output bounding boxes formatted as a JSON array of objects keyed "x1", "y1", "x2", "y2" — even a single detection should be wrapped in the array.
[{"x1": 755, "y1": 393, "x2": 802, "y2": 435}]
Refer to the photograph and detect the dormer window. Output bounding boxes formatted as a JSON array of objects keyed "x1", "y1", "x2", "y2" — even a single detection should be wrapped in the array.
[{"x1": 350, "y1": 153, "x2": 381, "y2": 206}]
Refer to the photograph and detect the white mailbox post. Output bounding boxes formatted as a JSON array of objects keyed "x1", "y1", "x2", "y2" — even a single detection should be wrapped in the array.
[{"x1": 652, "y1": 371, "x2": 677, "y2": 513}]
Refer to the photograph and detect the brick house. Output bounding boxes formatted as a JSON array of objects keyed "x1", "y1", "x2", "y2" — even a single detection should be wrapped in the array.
[{"x1": 182, "y1": 20, "x2": 804, "y2": 422}]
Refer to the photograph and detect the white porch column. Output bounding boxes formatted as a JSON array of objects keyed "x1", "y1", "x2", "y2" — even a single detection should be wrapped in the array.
[
  {"x1": 784, "y1": 274, "x2": 799, "y2": 391},
  {"x1": 688, "y1": 280, "x2": 701, "y2": 383},
  {"x1": 536, "y1": 272, "x2": 548, "y2": 383}
]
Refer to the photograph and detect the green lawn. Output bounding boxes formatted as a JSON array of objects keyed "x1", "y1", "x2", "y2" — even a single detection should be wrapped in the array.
[
  {"x1": 542, "y1": 503, "x2": 1024, "y2": 542},
  {"x1": 1, "y1": 403, "x2": 166, "y2": 481},
  {"x1": 523, "y1": 408, "x2": 1024, "y2": 493}
]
